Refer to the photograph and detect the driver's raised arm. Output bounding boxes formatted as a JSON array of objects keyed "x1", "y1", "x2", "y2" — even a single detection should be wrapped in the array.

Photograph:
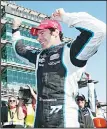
[
  {"x1": 12, "y1": 18, "x2": 39, "y2": 65},
  {"x1": 52, "y1": 9, "x2": 106, "y2": 67}
]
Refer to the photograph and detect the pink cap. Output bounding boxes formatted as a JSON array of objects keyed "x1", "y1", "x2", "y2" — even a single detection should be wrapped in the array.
[{"x1": 30, "y1": 19, "x2": 62, "y2": 36}]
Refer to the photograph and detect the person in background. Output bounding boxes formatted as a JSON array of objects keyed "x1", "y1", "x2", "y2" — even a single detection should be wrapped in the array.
[
  {"x1": 7, "y1": 96, "x2": 25, "y2": 126},
  {"x1": 76, "y1": 94, "x2": 94, "y2": 128},
  {"x1": 1, "y1": 100, "x2": 8, "y2": 126},
  {"x1": 95, "y1": 100, "x2": 106, "y2": 118},
  {"x1": 24, "y1": 86, "x2": 37, "y2": 128},
  {"x1": 18, "y1": 86, "x2": 37, "y2": 128}
]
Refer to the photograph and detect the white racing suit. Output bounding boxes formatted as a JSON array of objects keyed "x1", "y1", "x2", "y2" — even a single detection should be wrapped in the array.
[{"x1": 12, "y1": 12, "x2": 106, "y2": 127}]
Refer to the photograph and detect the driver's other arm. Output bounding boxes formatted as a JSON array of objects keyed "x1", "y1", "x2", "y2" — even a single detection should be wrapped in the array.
[{"x1": 52, "y1": 9, "x2": 106, "y2": 67}]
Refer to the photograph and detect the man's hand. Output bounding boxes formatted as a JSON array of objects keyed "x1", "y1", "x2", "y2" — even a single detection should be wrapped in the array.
[
  {"x1": 12, "y1": 17, "x2": 22, "y2": 29},
  {"x1": 27, "y1": 85, "x2": 37, "y2": 100},
  {"x1": 51, "y1": 8, "x2": 66, "y2": 21},
  {"x1": 84, "y1": 72, "x2": 91, "y2": 80},
  {"x1": 27, "y1": 85, "x2": 34, "y2": 95}
]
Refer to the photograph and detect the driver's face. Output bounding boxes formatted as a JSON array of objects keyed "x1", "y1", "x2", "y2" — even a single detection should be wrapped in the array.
[{"x1": 37, "y1": 29, "x2": 51, "y2": 48}]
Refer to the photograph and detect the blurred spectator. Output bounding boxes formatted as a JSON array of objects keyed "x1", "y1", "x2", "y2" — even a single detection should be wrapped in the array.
[
  {"x1": 1, "y1": 100, "x2": 8, "y2": 126},
  {"x1": 18, "y1": 86, "x2": 37, "y2": 128},
  {"x1": 76, "y1": 94, "x2": 94, "y2": 128},
  {"x1": 8, "y1": 96, "x2": 25, "y2": 124},
  {"x1": 1, "y1": 100, "x2": 8, "y2": 107},
  {"x1": 96, "y1": 100, "x2": 106, "y2": 118},
  {"x1": 25, "y1": 86, "x2": 37, "y2": 128},
  {"x1": 1, "y1": 96, "x2": 25, "y2": 128}
]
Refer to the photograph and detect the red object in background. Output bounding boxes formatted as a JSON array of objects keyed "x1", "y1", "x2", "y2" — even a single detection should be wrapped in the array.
[
  {"x1": 30, "y1": 27, "x2": 38, "y2": 36},
  {"x1": 93, "y1": 118, "x2": 107, "y2": 128}
]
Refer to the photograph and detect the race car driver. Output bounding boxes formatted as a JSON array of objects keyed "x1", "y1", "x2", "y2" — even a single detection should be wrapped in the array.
[{"x1": 12, "y1": 8, "x2": 106, "y2": 127}]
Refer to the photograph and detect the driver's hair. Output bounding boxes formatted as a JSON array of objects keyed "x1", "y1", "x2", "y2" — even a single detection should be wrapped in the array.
[
  {"x1": 44, "y1": 16, "x2": 63, "y2": 41},
  {"x1": 49, "y1": 28, "x2": 63, "y2": 41}
]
